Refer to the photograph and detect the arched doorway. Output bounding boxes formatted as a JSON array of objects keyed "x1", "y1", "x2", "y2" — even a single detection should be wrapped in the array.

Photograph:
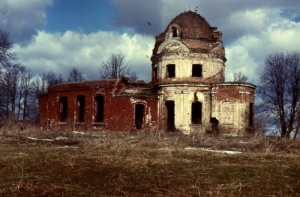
[
  {"x1": 135, "y1": 104, "x2": 145, "y2": 130},
  {"x1": 165, "y1": 101, "x2": 175, "y2": 131}
]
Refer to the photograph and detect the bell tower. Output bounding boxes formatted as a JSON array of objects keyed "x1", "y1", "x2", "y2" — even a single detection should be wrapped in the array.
[
  {"x1": 151, "y1": 11, "x2": 226, "y2": 86},
  {"x1": 151, "y1": 11, "x2": 227, "y2": 133}
]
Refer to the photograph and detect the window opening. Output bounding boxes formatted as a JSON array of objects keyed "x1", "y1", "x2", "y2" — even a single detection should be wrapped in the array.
[
  {"x1": 165, "y1": 101, "x2": 175, "y2": 131},
  {"x1": 135, "y1": 104, "x2": 144, "y2": 130},
  {"x1": 76, "y1": 95, "x2": 85, "y2": 122},
  {"x1": 94, "y1": 95, "x2": 104, "y2": 122},
  {"x1": 59, "y1": 96, "x2": 68, "y2": 122},
  {"x1": 192, "y1": 64, "x2": 202, "y2": 77},
  {"x1": 191, "y1": 102, "x2": 202, "y2": 124},
  {"x1": 167, "y1": 64, "x2": 175, "y2": 78},
  {"x1": 172, "y1": 27, "x2": 178, "y2": 37},
  {"x1": 154, "y1": 67, "x2": 158, "y2": 81},
  {"x1": 249, "y1": 103, "x2": 254, "y2": 127}
]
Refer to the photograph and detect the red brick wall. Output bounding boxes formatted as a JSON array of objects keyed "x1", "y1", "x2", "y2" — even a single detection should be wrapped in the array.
[
  {"x1": 214, "y1": 83, "x2": 256, "y2": 134},
  {"x1": 39, "y1": 80, "x2": 158, "y2": 132},
  {"x1": 215, "y1": 84, "x2": 255, "y2": 102},
  {"x1": 38, "y1": 95, "x2": 49, "y2": 129}
]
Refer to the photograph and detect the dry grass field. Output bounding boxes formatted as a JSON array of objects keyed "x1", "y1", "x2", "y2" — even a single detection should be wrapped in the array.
[{"x1": 0, "y1": 127, "x2": 300, "y2": 196}]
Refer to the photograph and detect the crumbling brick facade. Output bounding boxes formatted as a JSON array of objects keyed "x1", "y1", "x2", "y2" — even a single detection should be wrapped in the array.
[
  {"x1": 39, "y1": 78, "x2": 158, "y2": 131},
  {"x1": 39, "y1": 11, "x2": 256, "y2": 134}
]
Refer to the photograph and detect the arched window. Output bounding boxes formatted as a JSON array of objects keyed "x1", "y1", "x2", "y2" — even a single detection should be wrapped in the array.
[
  {"x1": 167, "y1": 64, "x2": 175, "y2": 78},
  {"x1": 76, "y1": 95, "x2": 85, "y2": 122},
  {"x1": 154, "y1": 67, "x2": 158, "y2": 81},
  {"x1": 249, "y1": 103, "x2": 254, "y2": 127},
  {"x1": 59, "y1": 96, "x2": 68, "y2": 122},
  {"x1": 172, "y1": 27, "x2": 178, "y2": 37},
  {"x1": 135, "y1": 104, "x2": 145, "y2": 130},
  {"x1": 94, "y1": 95, "x2": 104, "y2": 122},
  {"x1": 191, "y1": 101, "x2": 202, "y2": 124},
  {"x1": 166, "y1": 101, "x2": 175, "y2": 131},
  {"x1": 192, "y1": 64, "x2": 202, "y2": 77}
]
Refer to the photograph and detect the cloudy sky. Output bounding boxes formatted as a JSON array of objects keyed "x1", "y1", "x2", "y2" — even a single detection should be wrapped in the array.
[{"x1": 1, "y1": 0, "x2": 300, "y2": 83}]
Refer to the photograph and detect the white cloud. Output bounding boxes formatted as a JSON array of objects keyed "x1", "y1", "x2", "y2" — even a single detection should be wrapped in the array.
[
  {"x1": 266, "y1": 20, "x2": 300, "y2": 50},
  {"x1": 226, "y1": 15, "x2": 300, "y2": 84},
  {"x1": 108, "y1": 0, "x2": 300, "y2": 84},
  {"x1": 226, "y1": 43, "x2": 257, "y2": 82},
  {"x1": 109, "y1": 0, "x2": 300, "y2": 42},
  {"x1": 228, "y1": 9, "x2": 277, "y2": 35},
  {"x1": 5, "y1": 0, "x2": 300, "y2": 85},
  {"x1": 12, "y1": 30, "x2": 154, "y2": 81}
]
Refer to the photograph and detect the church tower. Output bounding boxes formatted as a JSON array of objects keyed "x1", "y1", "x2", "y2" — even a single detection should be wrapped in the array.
[
  {"x1": 151, "y1": 11, "x2": 255, "y2": 134},
  {"x1": 151, "y1": 11, "x2": 226, "y2": 84}
]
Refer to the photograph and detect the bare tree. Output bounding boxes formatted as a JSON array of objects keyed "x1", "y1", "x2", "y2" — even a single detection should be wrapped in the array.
[
  {"x1": 99, "y1": 53, "x2": 138, "y2": 81},
  {"x1": 295, "y1": 117, "x2": 300, "y2": 140},
  {"x1": 0, "y1": 31, "x2": 25, "y2": 124},
  {"x1": 129, "y1": 71, "x2": 138, "y2": 82},
  {"x1": 0, "y1": 64, "x2": 32, "y2": 123},
  {"x1": 0, "y1": 30, "x2": 14, "y2": 69},
  {"x1": 232, "y1": 71, "x2": 248, "y2": 82},
  {"x1": 45, "y1": 71, "x2": 64, "y2": 87},
  {"x1": 67, "y1": 67, "x2": 85, "y2": 82},
  {"x1": 32, "y1": 71, "x2": 64, "y2": 96},
  {"x1": 0, "y1": 66, "x2": 19, "y2": 119},
  {"x1": 16, "y1": 66, "x2": 38, "y2": 121},
  {"x1": 254, "y1": 113, "x2": 269, "y2": 135},
  {"x1": 0, "y1": 31, "x2": 40, "y2": 123},
  {"x1": 258, "y1": 52, "x2": 300, "y2": 138}
]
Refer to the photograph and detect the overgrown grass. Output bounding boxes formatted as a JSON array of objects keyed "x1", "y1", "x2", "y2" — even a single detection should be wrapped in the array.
[{"x1": 0, "y1": 129, "x2": 300, "y2": 196}]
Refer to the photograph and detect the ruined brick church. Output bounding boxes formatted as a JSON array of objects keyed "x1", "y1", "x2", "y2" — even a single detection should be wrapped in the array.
[{"x1": 39, "y1": 11, "x2": 256, "y2": 134}]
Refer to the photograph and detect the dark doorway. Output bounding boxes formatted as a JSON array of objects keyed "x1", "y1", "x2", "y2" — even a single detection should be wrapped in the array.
[
  {"x1": 94, "y1": 95, "x2": 104, "y2": 122},
  {"x1": 210, "y1": 117, "x2": 219, "y2": 135},
  {"x1": 191, "y1": 102, "x2": 202, "y2": 124},
  {"x1": 165, "y1": 101, "x2": 175, "y2": 131},
  {"x1": 76, "y1": 95, "x2": 85, "y2": 122},
  {"x1": 59, "y1": 96, "x2": 68, "y2": 122},
  {"x1": 135, "y1": 104, "x2": 144, "y2": 130},
  {"x1": 249, "y1": 103, "x2": 254, "y2": 127}
]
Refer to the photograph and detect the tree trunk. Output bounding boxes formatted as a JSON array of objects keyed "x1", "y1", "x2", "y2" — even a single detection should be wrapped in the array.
[{"x1": 293, "y1": 118, "x2": 300, "y2": 140}]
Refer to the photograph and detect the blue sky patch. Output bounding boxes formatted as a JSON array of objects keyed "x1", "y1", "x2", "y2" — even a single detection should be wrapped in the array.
[
  {"x1": 280, "y1": 8, "x2": 300, "y2": 22},
  {"x1": 44, "y1": 0, "x2": 116, "y2": 33}
]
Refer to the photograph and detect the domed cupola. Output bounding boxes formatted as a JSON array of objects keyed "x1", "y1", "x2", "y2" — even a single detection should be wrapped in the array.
[
  {"x1": 162, "y1": 11, "x2": 218, "y2": 40},
  {"x1": 151, "y1": 11, "x2": 226, "y2": 85}
]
